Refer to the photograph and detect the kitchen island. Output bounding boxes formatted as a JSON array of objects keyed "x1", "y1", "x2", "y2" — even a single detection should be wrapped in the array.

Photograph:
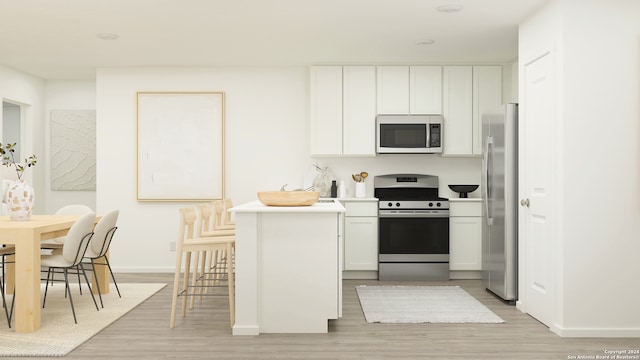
[{"x1": 229, "y1": 199, "x2": 345, "y2": 335}]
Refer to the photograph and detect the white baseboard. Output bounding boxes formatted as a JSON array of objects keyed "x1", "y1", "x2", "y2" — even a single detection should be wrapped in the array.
[{"x1": 551, "y1": 323, "x2": 640, "y2": 338}]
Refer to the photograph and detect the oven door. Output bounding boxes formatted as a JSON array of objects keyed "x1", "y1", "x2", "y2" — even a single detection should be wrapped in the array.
[{"x1": 378, "y1": 210, "x2": 449, "y2": 261}]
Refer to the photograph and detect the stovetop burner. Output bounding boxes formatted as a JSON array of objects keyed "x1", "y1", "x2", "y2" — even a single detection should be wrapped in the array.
[{"x1": 374, "y1": 174, "x2": 449, "y2": 210}]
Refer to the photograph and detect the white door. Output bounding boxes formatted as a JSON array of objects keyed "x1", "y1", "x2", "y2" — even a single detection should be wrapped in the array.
[{"x1": 520, "y1": 53, "x2": 555, "y2": 326}]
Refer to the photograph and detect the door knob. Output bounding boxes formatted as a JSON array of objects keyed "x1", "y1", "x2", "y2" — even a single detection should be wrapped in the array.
[{"x1": 520, "y1": 198, "x2": 530, "y2": 207}]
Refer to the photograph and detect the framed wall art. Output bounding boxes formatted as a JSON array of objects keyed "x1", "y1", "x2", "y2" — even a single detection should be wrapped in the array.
[
  {"x1": 136, "y1": 92, "x2": 225, "y2": 201},
  {"x1": 50, "y1": 109, "x2": 97, "y2": 191}
]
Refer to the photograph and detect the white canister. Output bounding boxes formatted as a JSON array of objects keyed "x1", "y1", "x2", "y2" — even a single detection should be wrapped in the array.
[
  {"x1": 355, "y1": 182, "x2": 366, "y2": 198},
  {"x1": 338, "y1": 180, "x2": 346, "y2": 198}
]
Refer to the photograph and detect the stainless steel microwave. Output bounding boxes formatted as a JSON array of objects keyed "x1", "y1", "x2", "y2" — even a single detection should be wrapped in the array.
[{"x1": 376, "y1": 115, "x2": 443, "y2": 154}]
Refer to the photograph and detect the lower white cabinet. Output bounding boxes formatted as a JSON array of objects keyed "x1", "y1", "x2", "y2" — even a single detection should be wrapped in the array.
[
  {"x1": 449, "y1": 201, "x2": 482, "y2": 271},
  {"x1": 341, "y1": 200, "x2": 378, "y2": 271}
]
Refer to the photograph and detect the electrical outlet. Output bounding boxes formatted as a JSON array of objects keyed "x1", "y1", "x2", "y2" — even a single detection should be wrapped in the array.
[{"x1": 169, "y1": 241, "x2": 176, "y2": 251}]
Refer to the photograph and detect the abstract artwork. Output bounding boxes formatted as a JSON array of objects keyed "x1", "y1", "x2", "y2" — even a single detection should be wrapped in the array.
[{"x1": 50, "y1": 110, "x2": 96, "y2": 191}]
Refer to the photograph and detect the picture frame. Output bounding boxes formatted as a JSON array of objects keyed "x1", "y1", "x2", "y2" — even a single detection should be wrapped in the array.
[{"x1": 136, "y1": 91, "x2": 225, "y2": 201}]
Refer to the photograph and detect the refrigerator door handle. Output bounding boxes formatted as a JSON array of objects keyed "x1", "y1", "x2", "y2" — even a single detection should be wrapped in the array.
[{"x1": 483, "y1": 136, "x2": 494, "y2": 226}]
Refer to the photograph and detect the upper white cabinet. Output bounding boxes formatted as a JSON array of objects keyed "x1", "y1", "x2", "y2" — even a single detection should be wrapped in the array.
[
  {"x1": 443, "y1": 65, "x2": 502, "y2": 156},
  {"x1": 472, "y1": 66, "x2": 503, "y2": 155},
  {"x1": 442, "y1": 66, "x2": 473, "y2": 156},
  {"x1": 410, "y1": 66, "x2": 443, "y2": 114},
  {"x1": 343, "y1": 66, "x2": 376, "y2": 156},
  {"x1": 376, "y1": 66, "x2": 409, "y2": 114},
  {"x1": 310, "y1": 66, "x2": 343, "y2": 155},
  {"x1": 310, "y1": 66, "x2": 376, "y2": 156},
  {"x1": 311, "y1": 64, "x2": 500, "y2": 157},
  {"x1": 376, "y1": 66, "x2": 442, "y2": 115}
]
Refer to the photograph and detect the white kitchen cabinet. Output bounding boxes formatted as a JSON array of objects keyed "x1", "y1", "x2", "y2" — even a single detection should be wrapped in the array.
[
  {"x1": 410, "y1": 66, "x2": 442, "y2": 114},
  {"x1": 443, "y1": 65, "x2": 502, "y2": 156},
  {"x1": 376, "y1": 66, "x2": 409, "y2": 114},
  {"x1": 310, "y1": 66, "x2": 343, "y2": 155},
  {"x1": 472, "y1": 66, "x2": 502, "y2": 155},
  {"x1": 376, "y1": 65, "x2": 442, "y2": 115},
  {"x1": 341, "y1": 200, "x2": 378, "y2": 271},
  {"x1": 449, "y1": 201, "x2": 482, "y2": 271},
  {"x1": 442, "y1": 66, "x2": 473, "y2": 155},
  {"x1": 343, "y1": 66, "x2": 376, "y2": 155}
]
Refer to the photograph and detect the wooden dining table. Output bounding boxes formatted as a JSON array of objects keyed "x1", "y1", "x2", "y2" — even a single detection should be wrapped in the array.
[{"x1": 0, "y1": 214, "x2": 109, "y2": 333}]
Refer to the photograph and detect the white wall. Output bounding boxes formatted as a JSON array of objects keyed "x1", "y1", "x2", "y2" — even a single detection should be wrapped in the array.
[
  {"x1": 95, "y1": 66, "x2": 482, "y2": 272},
  {"x1": 0, "y1": 64, "x2": 46, "y2": 212},
  {"x1": 520, "y1": 0, "x2": 640, "y2": 337},
  {"x1": 44, "y1": 81, "x2": 97, "y2": 213}
]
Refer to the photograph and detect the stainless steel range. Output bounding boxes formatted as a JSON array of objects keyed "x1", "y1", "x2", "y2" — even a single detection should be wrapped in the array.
[{"x1": 374, "y1": 174, "x2": 450, "y2": 281}]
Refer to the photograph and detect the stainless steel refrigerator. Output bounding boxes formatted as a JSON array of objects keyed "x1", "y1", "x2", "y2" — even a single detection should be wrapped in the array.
[{"x1": 481, "y1": 103, "x2": 518, "y2": 302}]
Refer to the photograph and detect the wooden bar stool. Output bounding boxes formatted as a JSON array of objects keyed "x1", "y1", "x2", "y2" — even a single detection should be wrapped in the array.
[{"x1": 170, "y1": 206, "x2": 235, "y2": 328}]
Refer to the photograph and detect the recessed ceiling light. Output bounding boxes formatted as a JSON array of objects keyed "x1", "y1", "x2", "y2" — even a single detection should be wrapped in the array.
[
  {"x1": 416, "y1": 39, "x2": 435, "y2": 46},
  {"x1": 96, "y1": 33, "x2": 119, "y2": 40},
  {"x1": 437, "y1": 4, "x2": 463, "y2": 13}
]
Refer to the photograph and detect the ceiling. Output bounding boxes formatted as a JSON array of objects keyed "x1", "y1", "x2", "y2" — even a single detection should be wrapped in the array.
[{"x1": 0, "y1": 0, "x2": 548, "y2": 80}]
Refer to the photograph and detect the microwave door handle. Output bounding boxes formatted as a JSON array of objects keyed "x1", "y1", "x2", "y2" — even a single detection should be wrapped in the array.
[{"x1": 426, "y1": 125, "x2": 430, "y2": 148}]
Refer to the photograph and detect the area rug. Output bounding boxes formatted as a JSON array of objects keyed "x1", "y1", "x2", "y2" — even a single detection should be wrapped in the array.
[
  {"x1": 356, "y1": 285, "x2": 504, "y2": 324},
  {"x1": 0, "y1": 283, "x2": 166, "y2": 357}
]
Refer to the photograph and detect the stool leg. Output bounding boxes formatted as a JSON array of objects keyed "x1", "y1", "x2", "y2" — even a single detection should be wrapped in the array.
[
  {"x1": 227, "y1": 242, "x2": 235, "y2": 327},
  {"x1": 181, "y1": 252, "x2": 192, "y2": 317},
  {"x1": 189, "y1": 251, "x2": 200, "y2": 309},
  {"x1": 169, "y1": 248, "x2": 184, "y2": 328}
]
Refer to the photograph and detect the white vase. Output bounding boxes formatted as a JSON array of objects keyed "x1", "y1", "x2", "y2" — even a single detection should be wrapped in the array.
[{"x1": 6, "y1": 179, "x2": 35, "y2": 221}]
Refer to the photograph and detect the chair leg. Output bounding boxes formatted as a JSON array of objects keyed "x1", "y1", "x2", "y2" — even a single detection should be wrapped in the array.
[
  {"x1": 102, "y1": 257, "x2": 121, "y2": 298},
  {"x1": 43, "y1": 268, "x2": 53, "y2": 308},
  {"x1": 78, "y1": 263, "x2": 100, "y2": 311},
  {"x1": 62, "y1": 268, "x2": 78, "y2": 324},
  {"x1": 90, "y1": 259, "x2": 104, "y2": 308},
  {"x1": 1, "y1": 273, "x2": 10, "y2": 328}
]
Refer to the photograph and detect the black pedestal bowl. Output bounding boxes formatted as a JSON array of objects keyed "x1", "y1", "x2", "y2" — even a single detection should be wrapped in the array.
[{"x1": 448, "y1": 185, "x2": 479, "y2": 198}]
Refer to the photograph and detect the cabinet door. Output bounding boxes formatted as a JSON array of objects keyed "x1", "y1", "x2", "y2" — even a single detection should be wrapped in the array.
[
  {"x1": 343, "y1": 66, "x2": 376, "y2": 156},
  {"x1": 376, "y1": 66, "x2": 409, "y2": 114},
  {"x1": 442, "y1": 66, "x2": 473, "y2": 155},
  {"x1": 344, "y1": 216, "x2": 378, "y2": 270},
  {"x1": 472, "y1": 66, "x2": 502, "y2": 155},
  {"x1": 310, "y1": 66, "x2": 343, "y2": 155},
  {"x1": 410, "y1": 66, "x2": 442, "y2": 114},
  {"x1": 449, "y1": 216, "x2": 482, "y2": 270}
]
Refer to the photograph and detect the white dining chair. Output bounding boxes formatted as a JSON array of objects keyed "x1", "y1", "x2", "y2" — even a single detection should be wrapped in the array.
[
  {"x1": 41, "y1": 204, "x2": 94, "y2": 253},
  {"x1": 41, "y1": 212, "x2": 99, "y2": 324},
  {"x1": 82, "y1": 209, "x2": 120, "y2": 308}
]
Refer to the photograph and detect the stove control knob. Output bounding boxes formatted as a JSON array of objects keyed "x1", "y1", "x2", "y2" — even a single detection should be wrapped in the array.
[
  {"x1": 436, "y1": 202, "x2": 441, "y2": 207},
  {"x1": 396, "y1": 202, "x2": 401, "y2": 207},
  {"x1": 387, "y1": 202, "x2": 393, "y2": 207},
  {"x1": 428, "y1": 202, "x2": 433, "y2": 207}
]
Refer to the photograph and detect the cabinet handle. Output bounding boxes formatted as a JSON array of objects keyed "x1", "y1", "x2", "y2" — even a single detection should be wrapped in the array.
[{"x1": 520, "y1": 198, "x2": 530, "y2": 207}]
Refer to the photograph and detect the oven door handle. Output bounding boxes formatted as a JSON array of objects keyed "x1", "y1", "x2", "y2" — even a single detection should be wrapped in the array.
[{"x1": 379, "y1": 211, "x2": 449, "y2": 218}]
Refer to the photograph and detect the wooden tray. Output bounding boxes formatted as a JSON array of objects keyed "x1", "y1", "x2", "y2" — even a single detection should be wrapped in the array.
[{"x1": 257, "y1": 191, "x2": 320, "y2": 206}]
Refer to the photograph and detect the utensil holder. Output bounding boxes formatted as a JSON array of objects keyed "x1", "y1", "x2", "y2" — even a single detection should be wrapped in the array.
[{"x1": 355, "y1": 182, "x2": 366, "y2": 198}]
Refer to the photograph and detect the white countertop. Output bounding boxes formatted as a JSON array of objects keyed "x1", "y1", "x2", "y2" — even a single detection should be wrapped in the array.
[
  {"x1": 449, "y1": 197, "x2": 483, "y2": 202},
  {"x1": 334, "y1": 197, "x2": 378, "y2": 202},
  {"x1": 230, "y1": 199, "x2": 345, "y2": 213}
]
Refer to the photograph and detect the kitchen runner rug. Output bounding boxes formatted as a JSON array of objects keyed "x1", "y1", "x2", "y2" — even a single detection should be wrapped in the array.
[
  {"x1": 356, "y1": 285, "x2": 504, "y2": 324},
  {"x1": 0, "y1": 283, "x2": 166, "y2": 357}
]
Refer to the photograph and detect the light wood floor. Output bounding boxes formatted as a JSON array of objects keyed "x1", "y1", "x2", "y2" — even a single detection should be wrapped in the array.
[{"x1": 11, "y1": 273, "x2": 638, "y2": 359}]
